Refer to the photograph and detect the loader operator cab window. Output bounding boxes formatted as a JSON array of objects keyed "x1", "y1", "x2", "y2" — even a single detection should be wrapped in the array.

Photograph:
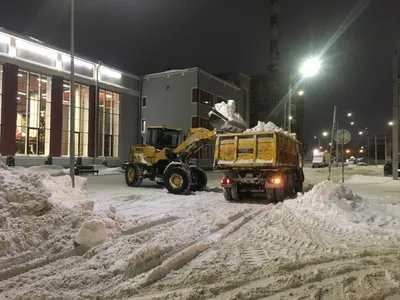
[{"x1": 147, "y1": 128, "x2": 181, "y2": 151}]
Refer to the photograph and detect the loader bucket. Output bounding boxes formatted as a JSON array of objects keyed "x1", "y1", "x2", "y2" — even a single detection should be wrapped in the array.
[{"x1": 208, "y1": 109, "x2": 248, "y2": 133}]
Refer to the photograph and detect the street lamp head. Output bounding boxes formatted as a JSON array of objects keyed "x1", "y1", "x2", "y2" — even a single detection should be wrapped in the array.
[
  {"x1": 347, "y1": 113, "x2": 352, "y2": 117},
  {"x1": 346, "y1": 149, "x2": 350, "y2": 154},
  {"x1": 389, "y1": 121, "x2": 394, "y2": 126},
  {"x1": 298, "y1": 90, "x2": 304, "y2": 96},
  {"x1": 350, "y1": 122, "x2": 354, "y2": 125},
  {"x1": 300, "y1": 58, "x2": 321, "y2": 78},
  {"x1": 358, "y1": 131, "x2": 363, "y2": 135},
  {"x1": 289, "y1": 116, "x2": 293, "y2": 120},
  {"x1": 314, "y1": 136, "x2": 317, "y2": 139},
  {"x1": 322, "y1": 132, "x2": 328, "y2": 137}
]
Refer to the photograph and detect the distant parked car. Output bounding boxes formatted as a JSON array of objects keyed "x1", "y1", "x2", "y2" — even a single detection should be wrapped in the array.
[{"x1": 384, "y1": 162, "x2": 400, "y2": 177}]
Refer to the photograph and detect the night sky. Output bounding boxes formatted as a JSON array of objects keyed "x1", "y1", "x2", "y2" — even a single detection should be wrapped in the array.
[{"x1": 1, "y1": 0, "x2": 399, "y2": 144}]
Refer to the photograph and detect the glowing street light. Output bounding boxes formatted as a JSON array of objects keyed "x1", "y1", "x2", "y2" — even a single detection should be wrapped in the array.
[
  {"x1": 389, "y1": 121, "x2": 394, "y2": 126},
  {"x1": 359, "y1": 131, "x2": 363, "y2": 135},
  {"x1": 347, "y1": 113, "x2": 352, "y2": 117},
  {"x1": 300, "y1": 58, "x2": 321, "y2": 78},
  {"x1": 298, "y1": 90, "x2": 304, "y2": 96},
  {"x1": 346, "y1": 149, "x2": 351, "y2": 154},
  {"x1": 322, "y1": 131, "x2": 328, "y2": 137},
  {"x1": 350, "y1": 122, "x2": 354, "y2": 126},
  {"x1": 360, "y1": 149, "x2": 364, "y2": 153},
  {"x1": 288, "y1": 116, "x2": 293, "y2": 120}
]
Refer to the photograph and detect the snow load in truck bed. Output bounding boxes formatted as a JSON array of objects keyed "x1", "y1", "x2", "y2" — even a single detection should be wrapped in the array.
[{"x1": 245, "y1": 121, "x2": 296, "y2": 138}]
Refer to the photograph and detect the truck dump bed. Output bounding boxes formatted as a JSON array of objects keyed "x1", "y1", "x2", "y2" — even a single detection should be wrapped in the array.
[{"x1": 214, "y1": 131, "x2": 301, "y2": 170}]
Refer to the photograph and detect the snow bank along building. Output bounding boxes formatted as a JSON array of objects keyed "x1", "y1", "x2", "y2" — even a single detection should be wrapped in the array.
[{"x1": 0, "y1": 28, "x2": 140, "y2": 167}]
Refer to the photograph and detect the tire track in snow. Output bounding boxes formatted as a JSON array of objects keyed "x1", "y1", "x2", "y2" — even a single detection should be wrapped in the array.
[
  {"x1": 104, "y1": 210, "x2": 261, "y2": 299},
  {"x1": 0, "y1": 245, "x2": 90, "y2": 282}
]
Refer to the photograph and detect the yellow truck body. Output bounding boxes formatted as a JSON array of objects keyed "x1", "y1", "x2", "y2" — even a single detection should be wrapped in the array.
[
  {"x1": 214, "y1": 131, "x2": 304, "y2": 202},
  {"x1": 214, "y1": 131, "x2": 301, "y2": 169}
]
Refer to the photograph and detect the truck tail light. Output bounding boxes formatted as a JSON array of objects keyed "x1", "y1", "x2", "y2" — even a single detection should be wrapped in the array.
[
  {"x1": 221, "y1": 178, "x2": 232, "y2": 184},
  {"x1": 268, "y1": 177, "x2": 282, "y2": 184}
]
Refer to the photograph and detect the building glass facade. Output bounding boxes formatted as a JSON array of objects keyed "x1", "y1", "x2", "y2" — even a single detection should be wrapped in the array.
[
  {"x1": 0, "y1": 65, "x2": 2, "y2": 140},
  {"x1": 61, "y1": 81, "x2": 89, "y2": 156},
  {"x1": 16, "y1": 70, "x2": 51, "y2": 155},
  {"x1": 98, "y1": 89, "x2": 119, "y2": 157}
]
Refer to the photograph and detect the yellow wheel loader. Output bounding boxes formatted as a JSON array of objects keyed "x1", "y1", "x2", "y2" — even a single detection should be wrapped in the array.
[
  {"x1": 123, "y1": 107, "x2": 248, "y2": 195},
  {"x1": 123, "y1": 126, "x2": 216, "y2": 195}
]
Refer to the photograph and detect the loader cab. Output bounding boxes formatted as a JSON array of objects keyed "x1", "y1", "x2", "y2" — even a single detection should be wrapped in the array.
[{"x1": 146, "y1": 126, "x2": 182, "y2": 151}]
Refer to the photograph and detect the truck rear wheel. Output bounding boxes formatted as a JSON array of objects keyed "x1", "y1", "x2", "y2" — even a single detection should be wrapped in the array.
[
  {"x1": 190, "y1": 166, "x2": 207, "y2": 191},
  {"x1": 164, "y1": 167, "x2": 192, "y2": 195},
  {"x1": 223, "y1": 188, "x2": 232, "y2": 201},
  {"x1": 231, "y1": 184, "x2": 240, "y2": 201},
  {"x1": 125, "y1": 163, "x2": 143, "y2": 187}
]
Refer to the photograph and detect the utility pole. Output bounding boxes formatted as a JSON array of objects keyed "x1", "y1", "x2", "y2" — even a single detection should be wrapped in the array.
[
  {"x1": 393, "y1": 42, "x2": 399, "y2": 180},
  {"x1": 384, "y1": 134, "x2": 387, "y2": 163},
  {"x1": 367, "y1": 134, "x2": 370, "y2": 165},
  {"x1": 328, "y1": 106, "x2": 336, "y2": 180},
  {"x1": 288, "y1": 81, "x2": 292, "y2": 132},
  {"x1": 375, "y1": 134, "x2": 378, "y2": 167},
  {"x1": 336, "y1": 121, "x2": 339, "y2": 167},
  {"x1": 69, "y1": 0, "x2": 75, "y2": 188}
]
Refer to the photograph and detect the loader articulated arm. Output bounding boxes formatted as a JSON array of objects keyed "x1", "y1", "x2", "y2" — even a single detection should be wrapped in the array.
[{"x1": 172, "y1": 128, "x2": 216, "y2": 161}]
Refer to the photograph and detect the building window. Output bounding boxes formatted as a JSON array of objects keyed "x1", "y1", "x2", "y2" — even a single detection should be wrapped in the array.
[
  {"x1": 98, "y1": 89, "x2": 119, "y2": 157},
  {"x1": 192, "y1": 88, "x2": 199, "y2": 103},
  {"x1": 250, "y1": 83, "x2": 254, "y2": 90},
  {"x1": 141, "y1": 119, "x2": 146, "y2": 133},
  {"x1": 272, "y1": 96, "x2": 279, "y2": 104},
  {"x1": 250, "y1": 98, "x2": 254, "y2": 106},
  {"x1": 199, "y1": 118, "x2": 212, "y2": 130},
  {"x1": 200, "y1": 90, "x2": 213, "y2": 106},
  {"x1": 272, "y1": 82, "x2": 279, "y2": 88},
  {"x1": 259, "y1": 98, "x2": 267, "y2": 104},
  {"x1": 61, "y1": 82, "x2": 89, "y2": 157},
  {"x1": 216, "y1": 96, "x2": 225, "y2": 103},
  {"x1": 191, "y1": 116, "x2": 198, "y2": 128},
  {"x1": 260, "y1": 83, "x2": 267, "y2": 90},
  {"x1": 142, "y1": 97, "x2": 147, "y2": 108},
  {"x1": 16, "y1": 70, "x2": 51, "y2": 155}
]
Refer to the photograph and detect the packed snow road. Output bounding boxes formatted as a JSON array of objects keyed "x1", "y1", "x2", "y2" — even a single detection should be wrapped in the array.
[{"x1": 1, "y1": 164, "x2": 400, "y2": 300}]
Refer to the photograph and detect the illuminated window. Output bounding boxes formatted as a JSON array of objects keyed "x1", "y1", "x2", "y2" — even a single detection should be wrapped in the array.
[
  {"x1": 98, "y1": 89, "x2": 119, "y2": 157},
  {"x1": 61, "y1": 82, "x2": 89, "y2": 156},
  {"x1": 15, "y1": 70, "x2": 51, "y2": 155}
]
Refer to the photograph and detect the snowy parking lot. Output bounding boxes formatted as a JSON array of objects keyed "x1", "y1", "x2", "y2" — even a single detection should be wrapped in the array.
[{"x1": 1, "y1": 164, "x2": 400, "y2": 299}]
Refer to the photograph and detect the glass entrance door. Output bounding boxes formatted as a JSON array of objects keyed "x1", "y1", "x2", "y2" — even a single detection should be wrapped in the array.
[{"x1": 27, "y1": 127, "x2": 39, "y2": 155}]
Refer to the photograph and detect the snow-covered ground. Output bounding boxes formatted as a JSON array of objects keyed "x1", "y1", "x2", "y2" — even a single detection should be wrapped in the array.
[{"x1": 1, "y1": 163, "x2": 400, "y2": 300}]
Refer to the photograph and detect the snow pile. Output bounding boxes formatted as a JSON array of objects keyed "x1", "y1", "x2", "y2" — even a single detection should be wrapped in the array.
[
  {"x1": 284, "y1": 180, "x2": 363, "y2": 217},
  {"x1": 0, "y1": 163, "x2": 127, "y2": 259},
  {"x1": 214, "y1": 100, "x2": 247, "y2": 126}
]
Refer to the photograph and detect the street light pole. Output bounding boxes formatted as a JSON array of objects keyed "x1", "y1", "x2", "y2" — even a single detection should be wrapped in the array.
[
  {"x1": 288, "y1": 81, "x2": 292, "y2": 132},
  {"x1": 393, "y1": 42, "x2": 399, "y2": 180},
  {"x1": 69, "y1": 0, "x2": 75, "y2": 188},
  {"x1": 375, "y1": 134, "x2": 378, "y2": 167},
  {"x1": 336, "y1": 121, "x2": 339, "y2": 167}
]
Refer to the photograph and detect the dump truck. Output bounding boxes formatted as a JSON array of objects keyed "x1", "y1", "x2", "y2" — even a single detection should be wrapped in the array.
[{"x1": 214, "y1": 131, "x2": 304, "y2": 202}]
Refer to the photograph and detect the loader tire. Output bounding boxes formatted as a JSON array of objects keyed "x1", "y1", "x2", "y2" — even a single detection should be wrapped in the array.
[
  {"x1": 223, "y1": 188, "x2": 233, "y2": 201},
  {"x1": 164, "y1": 167, "x2": 192, "y2": 195},
  {"x1": 190, "y1": 166, "x2": 207, "y2": 192},
  {"x1": 125, "y1": 163, "x2": 143, "y2": 187},
  {"x1": 294, "y1": 182, "x2": 303, "y2": 194}
]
